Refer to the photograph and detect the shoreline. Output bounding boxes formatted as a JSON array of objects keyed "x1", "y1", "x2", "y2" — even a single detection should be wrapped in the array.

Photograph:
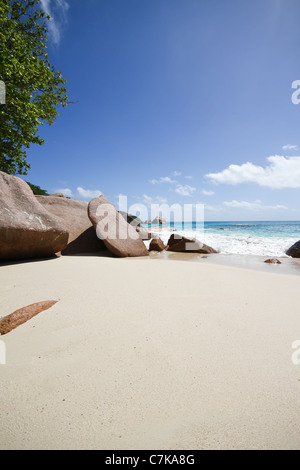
[
  {"x1": 0, "y1": 254, "x2": 300, "y2": 450},
  {"x1": 1, "y1": 248, "x2": 300, "y2": 276},
  {"x1": 144, "y1": 221, "x2": 300, "y2": 262},
  {"x1": 145, "y1": 250, "x2": 300, "y2": 277}
]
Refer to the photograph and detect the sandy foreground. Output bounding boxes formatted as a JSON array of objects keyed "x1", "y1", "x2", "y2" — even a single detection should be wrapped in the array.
[{"x1": 0, "y1": 254, "x2": 299, "y2": 450}]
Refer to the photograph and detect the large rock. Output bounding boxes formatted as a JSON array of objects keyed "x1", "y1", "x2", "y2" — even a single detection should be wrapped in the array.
[
  {"x1": 152, "y1": 216, "x2": 166, "y2": 225},
  {"x1": 149, "y1": 237, "x2": 166, "y2": 252},
  {"x1": 286, "y1": 241, "x2": 300, "y2": 258},
  {"x1": 51, "y1": 193, "x2": 67, "y2": 198},
  {"x1": 118, "y1": 212, "x2": 151, "y2": 240},
  {"x1": 166, "y1": 234, "x2": 217, "y2": 254},
  {"x1": 88, "y1": 195, "x2": 149, "y2": 257},
  {"x1": 136, "y1": 226, "x2": 152, "y2": 240},
  {"x1": 36, "y1": 195, "x2": 106, "y2": 255},
  {"x1": 119, "y1": 211, "x2": 142, "y2": 227},
  {"x1": 0, "y1": 172, "x2": 69, "y2": 260}
]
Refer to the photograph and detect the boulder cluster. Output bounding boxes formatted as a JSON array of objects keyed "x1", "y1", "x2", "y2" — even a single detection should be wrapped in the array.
[
  {"x1": 285, "y1": 241, "x2": 300, "y2": 258},
  {"x1": 0, "y1": 172, "x2": 218, "y2": 261},
  {"x1": 4, "y1": 171, "x2": 298, "y2": 262}
]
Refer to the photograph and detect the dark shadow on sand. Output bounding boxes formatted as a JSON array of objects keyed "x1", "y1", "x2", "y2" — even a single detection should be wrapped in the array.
[
  {"x1": 61, "y1": 227, "x2": 107, "y2": 256},
  {"x1": 0, "y1": 254, "x2": 60, "y2": 267}
]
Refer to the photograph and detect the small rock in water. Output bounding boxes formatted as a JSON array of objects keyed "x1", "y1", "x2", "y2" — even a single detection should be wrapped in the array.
[
  {"x1": 149, "y1": 237, "x2": 166, "y2": 252},
  {"x1": 264, "y1": 258, "x2": 282, "y2": 264},
  {"x1": 166, "y1": 234, "x2": 218, "y2": 254}
]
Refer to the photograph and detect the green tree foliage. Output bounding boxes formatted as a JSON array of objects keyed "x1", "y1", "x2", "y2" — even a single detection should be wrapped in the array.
[
  {"x1": 26, "y1": 181, "x2": 48, "y2": 195},
  {"x1": 0, "y1": 0, "x2": 68, "y2": 175}
]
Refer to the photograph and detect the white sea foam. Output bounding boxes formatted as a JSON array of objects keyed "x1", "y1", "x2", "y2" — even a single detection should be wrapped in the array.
[{"x1": 147, "y1": 226, "x2": 297, "y2": 257}]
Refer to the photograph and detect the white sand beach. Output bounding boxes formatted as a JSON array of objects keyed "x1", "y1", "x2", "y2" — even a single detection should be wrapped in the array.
[{"x1": 0, "y1": 254, "x2": 300, "y2": 450}]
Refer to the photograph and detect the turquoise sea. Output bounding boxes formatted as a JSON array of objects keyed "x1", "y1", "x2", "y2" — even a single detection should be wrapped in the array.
[{"x1": 146, "y1": 221, "x2": 300, "y2": 257}]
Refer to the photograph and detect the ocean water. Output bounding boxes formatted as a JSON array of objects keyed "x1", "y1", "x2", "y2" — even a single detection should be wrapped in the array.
[{"x1": 145, "y1": 221, "x2": 300, "y2": 257}]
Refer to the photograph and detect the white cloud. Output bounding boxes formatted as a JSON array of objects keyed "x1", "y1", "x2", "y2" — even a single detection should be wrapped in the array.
[
  {"x1": 141, "y1": 194, "x2": 168, "y2": 206},
  {"x1": 206, "y1": 156, "x2": 300, "y2": 189},
  {"x1": 173, "y1": 171, "x2": 182, "y2": 177},
  {"x1": 149, "y1": 176, "x2": 177, "y2": 185},
  {"x1": 223, "y1": 200, "x2": 288, "y2": 211},
  {"x1": 204, "y1": 204, "x2": 222, "y2": 213},
  {"x1": 282, "y1": 144, "x2": 298, "y2": 151},
  {"x1": 174, "y1": 184, "x2": 196, "y2": 196},
  {"x1": 53, "y1": 185, "x2": 103, "y2": 200},
  {"x1": 40, "y1": 0, "x2": 69, "y2": 45},
  {"x1": 185, "y1": 175, "x2": 193, "y2": 179},
  {"x1": 201, "y1": 189, "x2": 215, "y2": 196},
  {"x1": 54, "y1": 187, "x2": 73, "y2": 197},
  {"x1": 77, "y1": 187, "x2": 102, "y2": 200}
]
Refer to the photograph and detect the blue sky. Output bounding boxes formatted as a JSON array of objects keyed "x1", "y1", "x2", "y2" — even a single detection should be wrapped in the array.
[{"x1": 22, "y1": 0, "x2": 300, "y2": 221}]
